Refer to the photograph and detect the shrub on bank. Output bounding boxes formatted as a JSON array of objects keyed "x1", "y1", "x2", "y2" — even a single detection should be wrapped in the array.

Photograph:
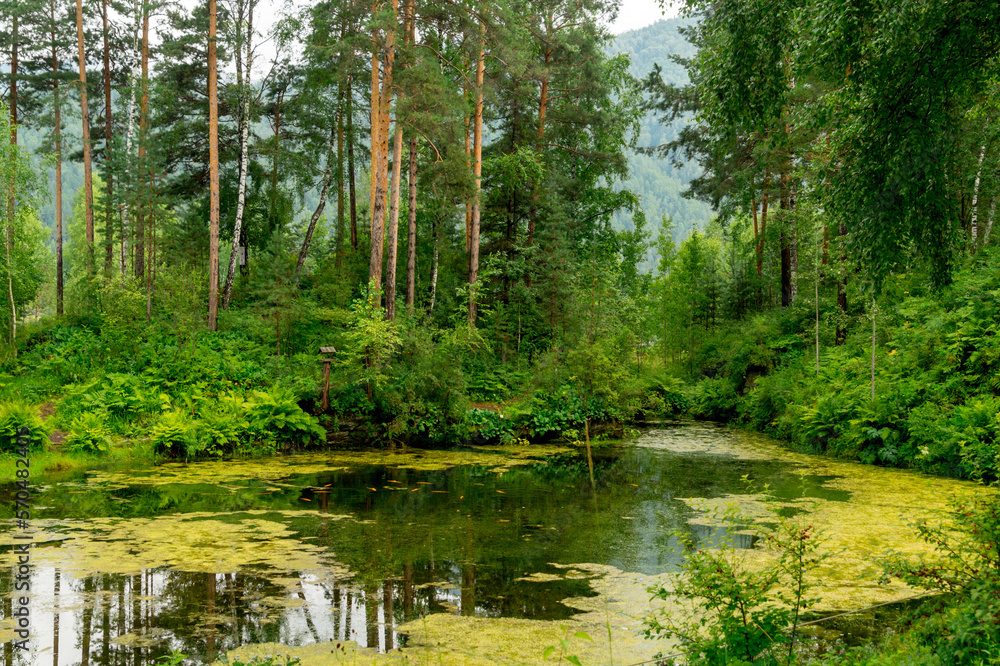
[
  {"x1": 0, "y1": 401, "x2": 48, "y2": 452},
  {"x1": 681, "y1": 254, "x2": 1000, "y2": 483},
  {"x1": 150, "y1": 389, "x2": 325, "y2": 460},
  {"x1": 65, "y1": 412, "x2": 114, "y2": 454}
]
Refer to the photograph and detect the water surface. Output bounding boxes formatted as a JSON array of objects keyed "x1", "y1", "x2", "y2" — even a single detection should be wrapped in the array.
[{"x1": 0, "y1": 422, "x2": 982, "y2": 665}]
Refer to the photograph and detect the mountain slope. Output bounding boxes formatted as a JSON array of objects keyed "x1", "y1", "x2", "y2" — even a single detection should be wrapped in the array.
[{"x1": 609, "y1": 18, "x2": 712, "y2": 269}]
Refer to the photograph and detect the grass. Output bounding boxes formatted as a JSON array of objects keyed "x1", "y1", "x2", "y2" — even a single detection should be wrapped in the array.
[{"x1": 0, "y1": 439, "x2": 156, "y2": 481}]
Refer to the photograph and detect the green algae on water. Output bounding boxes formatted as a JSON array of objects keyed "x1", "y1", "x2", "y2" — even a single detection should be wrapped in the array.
[{"x1": 84, "y1": 444, "x2": 573, "y2": 490}]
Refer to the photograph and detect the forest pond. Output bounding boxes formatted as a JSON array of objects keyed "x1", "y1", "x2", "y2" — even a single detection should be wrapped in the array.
[{"x1": 0, "y1": 422, "x2": 984, "y2": 665}]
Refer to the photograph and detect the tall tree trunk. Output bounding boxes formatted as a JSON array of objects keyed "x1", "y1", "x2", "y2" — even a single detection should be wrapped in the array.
[
  {"x1": 814, "y1": 235, "x2": 820, "y2": 374},
  {"x1": 135, "y1": 4, "x2": 149, "y2": 282},
  {"x1": 791, "y1": 226, "x2": 798, "y2": 303},
  {"x1": 121, "y1": 0, "x2": 141, "y2": 276},
  {"x1": 464, "y1": 112, "x2": 471, "y2": 251},
  {"x1": 75, "y1": 0, "x2": 96, "y2": 271},
  {"x1": 9, "y1": 14, "x2": 16, "y2": 139},
  {"x1": 335, "y1": 93, "x2": 345, "y2": 268},
  {"x1": 790, "y1": 182, "x2": 798, "y2": 303},
  {"x1": 429, "y1": 215, "x2": 438, "y2": 312},
  {"x1": 385, "y1": 115, "x2": 404, "y2": 320},
  {"x1": 870, "y1": 295, "x2": 876, "y2": 402},
  {"x1": 368, "y1": 0, "x2": 398, "y2": 294},
  {"x1": 780, "y1": 230, "x2": 791, "y2": 307},
  {"x1": 347, "y1": 77, "x2": 358, "y2": 250},
  {"x1": 971, "y1": 144, "x2": 986, "y2": 250},
  {"x1": 146, "y1": 188, "x2": 155, "y2": 321},
  {"x1": 386, "y1": 0, "x2": 415, "y2": 320},
  {"x1": 467, "y1": 21, "x2": 484, "y2": 327},
  {"x1": 294, "y1": 127, "x2": 336, "y2": 277},
  {"x1": 102, "y1": 0, "x2": 114, "y2": 272},
  {"x1": 835, "y1": 221, "x2": 847, "y2": 345},
  {"x1": 405, "y1": 135, "x2": 417, "y2": 314},
  {"x1": 51, "y1": 5, "x2": 64, "y2": 315},
  {"x1": 368, "y1": 17, "x2": 384, "y2": 289},
  {"x1": 8, "y1": 13, "x2": 17, "y2": 341},
  {"x1": 270, "y1": 87, "x2": 283, "y2": 237},
  {"x1": 223, "y1": 0, "x2": 254, "y2": 310},
  {"x1": 984, "y1": 197, "x2": 997, "y2": 246},
  {"x1": 528, "y1": 46, "x2": 552, "y2": 249},
  {"x1": 207, "y1": 0, "x2": 220, "y2": 331},
  {"x1": 779, "y1": 177, "x2": 791, "y2": 307}
]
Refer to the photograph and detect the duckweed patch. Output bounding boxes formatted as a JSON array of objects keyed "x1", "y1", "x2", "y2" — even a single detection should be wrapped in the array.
[
  {"x1": 83, "y1": 444, "x2": 573, "y2": 489},
  {"x1": 2, "y1": 513, "x2": 352, "y2": 579},
  {"x1": 647, "y1": 426, "x2": 983, "y2": 610}
]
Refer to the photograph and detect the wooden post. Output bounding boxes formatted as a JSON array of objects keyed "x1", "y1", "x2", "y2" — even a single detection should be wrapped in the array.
[{"x1": 319, "y1": 346, "x2": 336, "y2": 412}]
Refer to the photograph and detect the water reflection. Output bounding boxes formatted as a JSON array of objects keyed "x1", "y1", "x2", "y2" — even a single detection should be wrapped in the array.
[{"x1": 0, "y1": 424, "x2": 852, "y2": 664}]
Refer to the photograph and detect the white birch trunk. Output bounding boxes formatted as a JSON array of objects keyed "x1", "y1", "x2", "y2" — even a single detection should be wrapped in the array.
[
  {"x1": 222, "y1": 0, "x2": 253, "y2": 310},
  {"x1": 121, "y1": 0, "x2": 141, "y2": 276},
  {"x1": 984, "y1": 197, "x2": 997, "y2": 246},
  {"x1": 429, "y1": 223, "x2": 438, "y2": 312},
  {"x1": 971, "y1": 144, "x2": 986, "y2": 249},
  {"x1": 790, "y1": 226, "x2": 798, "y2": 304}
]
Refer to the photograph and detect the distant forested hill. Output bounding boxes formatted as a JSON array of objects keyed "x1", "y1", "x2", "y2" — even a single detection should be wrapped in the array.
[{"x1": 609, "y1": 18, "x2": 712, "y2": 269}]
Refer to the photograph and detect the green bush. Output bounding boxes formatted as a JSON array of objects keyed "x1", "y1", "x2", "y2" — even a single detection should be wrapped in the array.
[
  {"x1": 636, "y1": 373, "x2": 690, "y2": 418},
  {"x1": 0, "y1": 402, "x2": 49, "y2": 452},
  {"x1": 57, "y1": 373, "x2": 154, "y2": 432},
  {"x1": 150, "y1": 410, "x2": 200, "y2": 459},
  {"x1": 527, "y1": 386, "x2": 591, "y2": 438},
  {"x1": 245, "y1": 389, "x2": 325, "y2": 446},
  {"x1": 689, "y1": 377, "x2": 739, "y2": 421},
  {"x1": 645, "y1": 484, "x2": 832, "y2": 665},
  {"x1": 65, "y1": 412, "x2": 114, "y2": 454},
  {"x1": 151, "y1": 389, "x2": 325, "y2": 460},
  {"x1": 909, "y1": 398, "x2": 1000, "y2": 482},
  {"x1": 881, "y1": 491, "x2": 1000, "y2": 663},
  {"x1": 793, "y1": 392, "x2": 858, "y2": 452},
  {"x1": 465, "y1": 408, "x2": 518, "y2": 443},
  {"x1": 191, "y1": 394, "x2": 251, "y2": 456}
]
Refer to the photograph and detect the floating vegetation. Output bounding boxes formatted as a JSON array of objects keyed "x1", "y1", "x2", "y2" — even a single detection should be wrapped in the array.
[
  {"x1": 1, "y1": 512, "x2": 352, "y2": 580},
  {"x1": 84, "y1": 444, "x2": 573, "y2": 490},
  {"x1": 0, "y1": 424, "x2": 985, "y2": 666},
  {"x1": 645, "y1": 426, "x2": 983, "y2": 610}
]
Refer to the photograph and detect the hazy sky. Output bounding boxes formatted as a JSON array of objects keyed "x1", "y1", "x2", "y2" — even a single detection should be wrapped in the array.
[{"x1": 609, "y1": 0, "x2": 680, "y2": 34}]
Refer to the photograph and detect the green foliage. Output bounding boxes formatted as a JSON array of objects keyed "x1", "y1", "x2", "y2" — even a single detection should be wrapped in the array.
[
  {"x1": 64, "y1": 412, "x2": 114, "y2": 454},
  {"x1": 652, "y1": 375, "x2": 690, "y2": 414},
  {"x1": 151, "y1": 389, "x2": 323, "y2": 460},
  {"x1": 880, "y1": 492, "x2": 1000, "y2": 664},
  {"x1": 543, "y1": 625, "x2": 593, "y2": 665},
  {"x1": 689, "y1": 377, "x2": 739, "y2": 421},
  {"x1": 150, "y1": 410, "x2": 199, "y2": 459},
  {"x1": 909, "y1": 399, "x2": 1000, "y2": 482},
  {"x1": 0, "y1": 401, "x2": 48, "y2": 452},
  {"x1": 465, "y1": 408, "x2": 518, "y2": 444},
  {"x1": 527, "y1": 386, "x2": 597, "y2": 439},
  {"x1": 672, "y1": 251, "x2": 1000, "y2": 483},
  {"x1": 646, "y1": 483, "x2": 832, "y2": 665},
  {"x1": 245, "y1": 389, "x2": 326, "y2": 446},
  {"x1": 196, "y1": 394, "x2": 254, "y2": 457}
]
